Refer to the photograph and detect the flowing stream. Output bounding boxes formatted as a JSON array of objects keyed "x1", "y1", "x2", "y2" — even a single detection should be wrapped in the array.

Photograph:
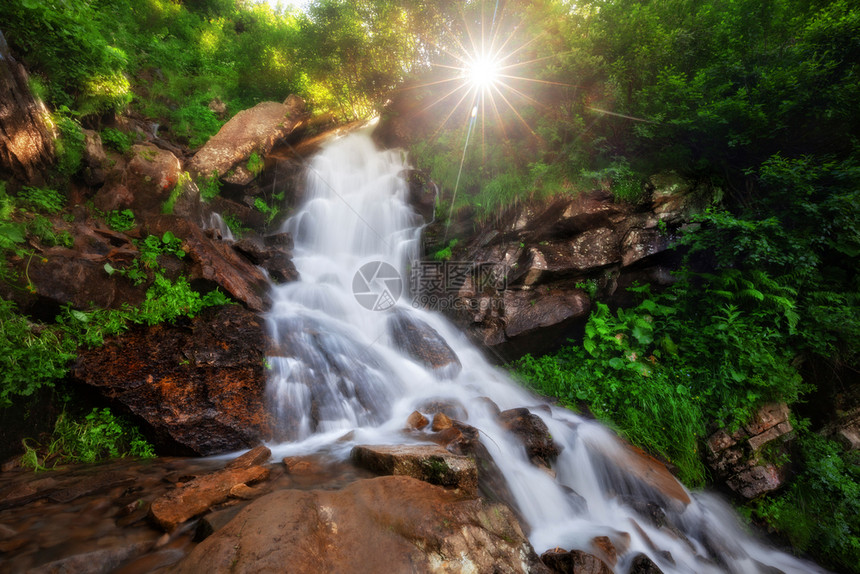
[{"x1": 264, "y1": 130, "x2": 823, "y2": 574}]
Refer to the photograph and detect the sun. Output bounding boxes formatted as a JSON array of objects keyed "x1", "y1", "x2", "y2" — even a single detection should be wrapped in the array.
[{"x1": 465, "y1": 54, "x2": 502, "y2": 90}]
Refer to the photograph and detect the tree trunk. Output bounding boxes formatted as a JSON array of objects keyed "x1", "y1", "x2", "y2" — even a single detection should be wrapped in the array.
[{"x1": 0, "y1": 29, "x2": 55, "y2": 185}]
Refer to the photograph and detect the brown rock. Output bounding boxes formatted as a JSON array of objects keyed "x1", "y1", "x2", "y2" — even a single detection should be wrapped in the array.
[
  {"x1": 387, "y1": 309, "x2": 462, "y2": 378},
  {"x1": 431, "y1": 411, "x2": 454, "y2": 431},
  {"x1": 81, "y1": 129, "x2": 107, "y2": 186},
  {"x1": 74, "y1": 305, "x2": 273, "y2": 455},
  {"x1": 590, "y1": 536, "x2": 618, "y2": 566},
  {"x1": 351, "y1": 444, "x2": 478, "y2": 493},
  {"x1": 503, "y1": 288, "x2": 590, "y2": 339},
  {"x1": 229, "y1": 484, "x2": 262, "y2": 500},
  {"x1": 405, "y1": 410, "x2": 429, "y2": 430},
  {"x1": 0, "y1": 30, "x2": 54, "y2": 184},
  {"x1": 188, "y1": 96, "x2": 305, "y2": 183},
  {"x1": 622, "y1": 227, "x2": 670, "y2": 267},
  {"x1": 540, "y1": 548, "x2": 612, "y2": 574},
  {"x1": 744, "y1": 402, "x2": 790, "y2": 436},
  {"x1": 282, "y1": 456, "x2": 323, "y2": 476},
  {"x1": 629, "y1": 552, "x2": 666, "y2": 574},
  {"x1": 748, "y1": 420, "x2": 793, "y2": 452},
  {"x1": 725, "y1": 463, "x2": 786, "y2": 499},
  {"x1": 127, "y1": 144, "x2": 183, "y2": 213},
  {"x1": 166, "y1": 476, "x2": 548, "y2": 574},
  {"x1": 498, "y1": 408, "x2": 560, "y2": 468},
  {"x1": 226, "y1": 445, "x2": 271, "y2": 470},
  {"x1": 150, "y1": 465, "x2": 270, "y2": 531}
]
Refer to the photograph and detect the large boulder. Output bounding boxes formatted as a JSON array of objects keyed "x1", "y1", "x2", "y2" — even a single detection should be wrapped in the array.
[
  {"x1": 0, "y1": 30, "x2": 54, "y2": 184},
  {"x1": 498, "y1": 408, "x2": 561, "y2": 469},
  {"x1": 188, "y1": 96, "x2": 305, "y2": 185},
  {"x1": 166, "y1": 475, "x2": 549, "y2": 574},
  {"x1": 73, "y1": 305, "x2": 274, "y2": 455}
]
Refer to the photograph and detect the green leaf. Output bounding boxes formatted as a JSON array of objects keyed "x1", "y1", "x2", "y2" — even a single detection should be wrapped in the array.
[
  {"x1": 104, "y1": 262, "x2": 116, "y2": 275},
  {"x1": 608, "y1": 357, "x2": 625, "y2": 370}
]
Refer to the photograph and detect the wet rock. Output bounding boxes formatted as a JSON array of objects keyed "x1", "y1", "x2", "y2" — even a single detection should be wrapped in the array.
[
  {"x1": 405, "y1": 410, "x2": 429, "y2": 430},
  {"x1": 282, "y1": 456, "x2": 324, "y2": 476},
  {"x1": 74, "y1": 305, "x2": 273, "y2": 455},
  {"x1": 351, "y1": 444, "x2": 478, "y2": 493},
  {"x1": 404, "y1": 169, "x2": 437, "y2": 221},
  {"x1": 188, "y1": 96, "x2": 306, "y2": 184},
  {"x1": 744, "y1": 402, "x2": 791, "y2": 436},
  {"x1": 126, "y1": 143, "x2": 183, "y2": 213},
  {"x1": 498, "y1": 408, "x2": 561, "y2": 468},
  {"x1": 540, "y1": 548, "x2": 612, "y2": 574},
  {"x1": 591, "y1": 441, "x2": 691, "y2": 509},
  {"x1": 226, "y1": 445, "x2": 271, "y2": 469},
  {"x1": 149, "y1": 464, "x2": 270, "y2": 531},
  {"x1": 431, "y1": 411, "x2": 454, "y2": 431},
  {"x1": 233, "y1": 232, "x2": 298, "y2": 283},
  {"x1": 166, "y1": 476, "x2": 549, "y2": 574},
  {"x1": 387, "y1": 309, "x2": 462, "y2": 378},
  {"x1": 0, "y1": 30, "x2": 55, "y2": 184},
  {"x1": 590, "y1": 536, "x2": 619, "y2": 567},
  {"x1": 27, "y1": 541, "x2": 153, "y2": 574},
  {"x1": 835, "y1": 421, "x2": 860, "y2": 451},
  {"x1": 229, "y1": 483, "x2": 263, "y2": 500},
  {"x1": 416, "y1": 399, "x2": 469, "y2": 421},
  {"x1": 629, "y1": 553, "x2": 666, "y2": 574},
  {"x1": 194, "y1": 505, "x2": 244, "y2": 542}
]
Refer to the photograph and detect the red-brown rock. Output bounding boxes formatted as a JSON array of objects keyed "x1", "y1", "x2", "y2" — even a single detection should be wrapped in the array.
[
  {"x1": 498, "y1": 408, "x2": 561, "y2": 469},
  {"x1": 166, "y1": 476, "x2": 549, "y2": 574},
  {"x1": 150, "y1": 465, "x2": 270, "y2": 531},
  {"x1": 540, "y1": 548, "x2": 612, "y2": 574},
  {"x1": 73, "y1": 305, "x2": 274, "y2": 455},
  {"x1": 126, "y1": 143, "x2": 183, "y2": 212}
]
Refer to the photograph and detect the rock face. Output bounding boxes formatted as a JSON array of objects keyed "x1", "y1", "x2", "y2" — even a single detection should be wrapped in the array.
[
  {"x1": 351, "y1": 444, "x2": 478, "y2": 493},
  {"x1": 387, "y1": 309, "x2": 462, "y2": 378},
  {"x1": 429, "y1": 181, "x2": 708, "y2": 358},
  {"x1": 188, "y1": 96, "x2": 305, "y2": 184},
  {"x1": 166, "y1": 475, "x2": 549, "y2": 574},
  {"x1": 705, "y1": 402, "x2": 794, "y2": 498},
  {"x1": 0, "y1": 30, "x2": 55, "y2": 184},
  {"x1": 540, "y1": 549, "x2": 612, "y2": 574},
  {"x1": 73, "y1": 305, "x2": 273, "y2": 455}
]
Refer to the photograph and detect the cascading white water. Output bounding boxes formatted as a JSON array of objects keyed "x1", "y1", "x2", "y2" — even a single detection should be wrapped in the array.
[{"x1": 265, "y1": 130, "x2": 825, "y2": 574}]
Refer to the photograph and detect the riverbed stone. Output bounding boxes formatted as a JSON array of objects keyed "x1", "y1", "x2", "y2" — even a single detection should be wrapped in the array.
[{"x1": 351, "y1": 444, "x2": 477, "y2": 493}]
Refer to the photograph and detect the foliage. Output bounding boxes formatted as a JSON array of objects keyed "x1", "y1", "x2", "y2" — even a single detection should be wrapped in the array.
[
  {"x1": 514, "y1": 276, "x2": 808, "y2": 486},
  {"x1": 162, "y1": 172, "x2": 193, "y2": 215},
  {"x1": 432, "y1": 238, "x2": 459, "y2": 262},
  {"x1": 246, "y1": 152, "x2": 264, "y2": 177},
  {"x1": 749, "y1": 431, "x2": 860, "y2": 574},
  {"x1": 198, "y1": 172, "x2": 222, "y2": 202},
  {"x1": 0, "y1": 299, "x2": 75, "y2": 408},
  {"x1": 22, "y1": 407, "x2": 155, "y2": 469},
  {"x1": 253, "y1": 191, "x2": 285, "y2": 226},
  {"x1": 106, "y1": 209, "x2": 136, "y2": 232},
  {"x1": 28, "y1": 215, "x2": 73, "y2": 248},
  {"x1": 171, "y1": 102, "x2": 223, "y2": 149},
  {"x1": 17, "y1": 186, "x2": 65, "y2": 215},
  {"x1": 100, "y1": 127, "x2": 133, "y2": 154},
  {"x1": 52, "y1": 111, "x2": 86, "y2": 176}
]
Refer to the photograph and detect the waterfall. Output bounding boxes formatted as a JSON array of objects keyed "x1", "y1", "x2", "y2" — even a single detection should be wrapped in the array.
[{"x1": 264, "y1": 130, "x2": 824, "y2": 574}]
